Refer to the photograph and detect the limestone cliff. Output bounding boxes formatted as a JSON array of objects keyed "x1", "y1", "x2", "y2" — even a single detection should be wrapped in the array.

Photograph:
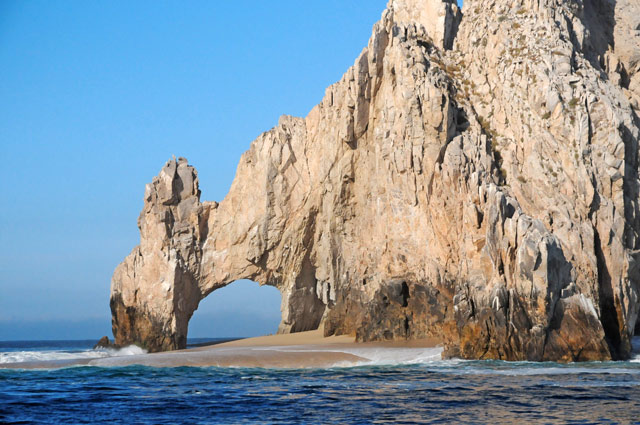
[{"x1": 111, "y1": 0, "x2": 640, "y2": 361}]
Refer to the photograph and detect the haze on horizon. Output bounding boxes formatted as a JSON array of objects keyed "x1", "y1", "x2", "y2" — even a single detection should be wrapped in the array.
[{"x1": 0, "y1": 0, "x2": 463, "y2": 340}]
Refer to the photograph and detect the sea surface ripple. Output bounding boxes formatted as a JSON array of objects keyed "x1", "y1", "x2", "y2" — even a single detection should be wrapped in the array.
[{"x1": 2, "y1": 341, "x2": 640, "y2": 424}]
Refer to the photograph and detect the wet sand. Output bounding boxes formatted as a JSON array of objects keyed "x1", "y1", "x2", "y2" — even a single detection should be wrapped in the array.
[{"x1": 1, "y1": 330, "x2": 443, "y2": 369}]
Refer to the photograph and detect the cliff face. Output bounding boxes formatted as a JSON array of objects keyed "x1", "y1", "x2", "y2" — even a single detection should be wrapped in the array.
[{"x1": 111, "y1": 0, "x2": 640, "y2": 361}]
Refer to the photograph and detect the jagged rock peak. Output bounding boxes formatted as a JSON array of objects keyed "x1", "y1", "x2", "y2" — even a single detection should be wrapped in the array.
[
  {"x1": 144, "y1": 156, "x2": 200, "y2": 207},
  {"x1": 111, "y1": 0, "x2": 640, "y2": 361},
  {"x1": 388, "y1": 0, "x2": 461, "y2": 49}
]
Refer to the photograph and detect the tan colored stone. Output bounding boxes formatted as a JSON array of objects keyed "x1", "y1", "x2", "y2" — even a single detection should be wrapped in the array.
[{"x1": 111, "y1": 0, "x2": 640, "y2": 361}]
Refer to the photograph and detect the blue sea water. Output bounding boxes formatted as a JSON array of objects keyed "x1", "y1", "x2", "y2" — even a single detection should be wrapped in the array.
[{"x1": 2, "y1": 339, "x2": 640, "y2": 424}]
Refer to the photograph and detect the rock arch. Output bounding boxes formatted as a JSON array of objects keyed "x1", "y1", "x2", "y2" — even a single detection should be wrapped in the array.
[
  {"x1": 111, "y1": 0, "x2": 640, "y2": 361},
  {"x1": 110, "y1": 152, "x2": 328, "y2": 352}
]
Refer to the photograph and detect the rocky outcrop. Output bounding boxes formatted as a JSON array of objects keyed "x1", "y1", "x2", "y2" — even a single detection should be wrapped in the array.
[
  {"x1": 93, "y1": 336, "x2": 118, "y2": 349},
  {"x1": 111, "y1": 0, "x2": 640, "y2": 361}
]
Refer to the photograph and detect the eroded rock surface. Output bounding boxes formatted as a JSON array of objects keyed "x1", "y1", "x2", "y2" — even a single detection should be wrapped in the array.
[{"x1": 111, "y1": 0, "x2": 640, "y2": 361}]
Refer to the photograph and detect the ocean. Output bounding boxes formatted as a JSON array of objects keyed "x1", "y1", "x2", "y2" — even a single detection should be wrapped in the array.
[{"x1": 2, "y1": 339, "x2": 640, "y2": 424}]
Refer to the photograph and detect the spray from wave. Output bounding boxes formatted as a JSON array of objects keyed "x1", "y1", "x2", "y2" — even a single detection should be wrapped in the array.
[
  {"x1": 256, "y1": 345, "x2": 446, "y2": 367},
  {"x1": 0, "y1": 345, "x2": 147, "y2": 364},
  {"x1": 335, "y1": 346, "x2": 444, "y2": 366},
  {"x1": 630, "y1": 336, "x2": 640, "y2": 363}
]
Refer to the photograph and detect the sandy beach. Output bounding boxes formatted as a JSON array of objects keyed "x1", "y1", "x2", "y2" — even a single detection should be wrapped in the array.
[{"x1": 1, "y1": 330, "x2": 443, "y2": 369}]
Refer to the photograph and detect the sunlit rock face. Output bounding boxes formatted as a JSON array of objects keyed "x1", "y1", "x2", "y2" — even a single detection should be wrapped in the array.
[{"x1": 111, "y1": 0, "x2": 640, "y2": 361}]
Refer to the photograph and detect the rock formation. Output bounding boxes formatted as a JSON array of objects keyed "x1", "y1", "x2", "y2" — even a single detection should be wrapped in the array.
[
  {"x1": 111, "y1": 0, "x2": 640, "y2": 361},
  {"x1": 93, "y1": 336, "x2": 117, "y2": 350}
]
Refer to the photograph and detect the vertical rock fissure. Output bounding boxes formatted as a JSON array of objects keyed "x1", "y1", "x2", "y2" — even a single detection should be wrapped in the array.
[
  {"x1": 594, "y1": 227, "x2": 622, "y2": 359},
  {"x1": 401, "y1": 281, "x2": 410, "y2": 307}
]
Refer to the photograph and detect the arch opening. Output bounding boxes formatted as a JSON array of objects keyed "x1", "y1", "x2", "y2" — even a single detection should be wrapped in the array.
[{"x1": 187, "y1": 280, "x2": 282, "y2": 341}]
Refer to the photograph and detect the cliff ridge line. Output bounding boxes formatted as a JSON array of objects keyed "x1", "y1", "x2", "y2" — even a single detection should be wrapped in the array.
[{"x1": 111, "y1": 0, "x2": 640, "y2": 361}]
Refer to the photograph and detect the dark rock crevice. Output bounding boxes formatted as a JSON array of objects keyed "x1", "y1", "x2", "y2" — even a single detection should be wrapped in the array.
[{"x1": 593, "y1": 227, "x2": 624, "y2": 359}]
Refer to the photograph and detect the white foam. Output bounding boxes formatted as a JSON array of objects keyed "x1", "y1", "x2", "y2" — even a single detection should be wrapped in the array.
[
  {"x1": 263, "y1": 343, "x2": 640, "y2": 373},
  {"x1": 254, "y1": 345, "x2": 446, "y2": 367},
  {"x1": 630, "y1": 336, "x2": 640, "y2": 363},
  {"x1": 107, "y1": 345, "x2": 147, "y2": 357},
  {"x1": 439, "y1": 365, "x2": 640, "y2": 376},
  {"x1": 0, "y1": 345, "x2": 147, "y2": 364},
  {"x1": 341, "y1": 346, "x2": 444, "y2": 366}
]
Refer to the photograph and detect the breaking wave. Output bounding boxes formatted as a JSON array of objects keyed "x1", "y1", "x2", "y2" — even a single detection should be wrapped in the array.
[
  {"x1": 333, "y1": 346, "x2": 444, "y2": 366},
  {"x1": 253, "y1": 345, "x2": 445, "y2": 367},
  {"x1": 630, "y1": 336, "x2": 640, "y2": 363},
  {"x1": 0, "y1": 345, "x2": 147, "y2": 364}
]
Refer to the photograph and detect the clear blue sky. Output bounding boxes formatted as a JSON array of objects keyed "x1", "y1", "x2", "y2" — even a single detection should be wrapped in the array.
[{"x1": 0, "y1": 0, "x2": 462, "y2": 340}]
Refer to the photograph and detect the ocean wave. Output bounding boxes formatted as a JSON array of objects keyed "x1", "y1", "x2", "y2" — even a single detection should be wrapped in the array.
[
  {"x1": 0, "y1": 345, "x2": 147, "y2": 364},
  {"x1": 254, "y1": 345, "x2": 446, "y2": 367},
  {"x1": 336, "y1": 335, "x2": 640, "y2": 369},
  {"x1": 435, "y1": 364, "x2": 640, "y2": 376},
  {"x1": 630, "y1": 336, "x2": 640, "y2": 363},
  {"x1": 337, "y1": 347, "x2": 445, "y2": 366},
  {"x1": 265, "y1": 344, "x2": 640, "y2": 373}
]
